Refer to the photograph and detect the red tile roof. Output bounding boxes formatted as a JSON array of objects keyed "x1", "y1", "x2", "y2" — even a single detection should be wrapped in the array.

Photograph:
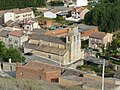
[
  {"x1": 9, "y1": 30, "x2": 23, "y2": 37},
  {"x1": 90, "y1": 32, "x2": 107, "y2": 39},
  {"x1": 44, "y1": 28, "x2": 69, "y2": 36},
  {"x1": 18, "y1": 61, "x2": 60, "y2": 72}
]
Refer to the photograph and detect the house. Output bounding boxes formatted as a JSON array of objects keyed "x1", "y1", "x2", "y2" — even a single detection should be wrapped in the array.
[
  {"x1": 78, "y1": 24, "x2": 99, "y2": 40},
  {"x1": 44, "y1": 28, "x2": 69, "y2": 37},
  {"x1": 64, "y1": 0, "x2": 88, "y2": 7},
  {"x1": 21, "y1": 19, "x2": 40, "y2": 31},
  {"x1": 89, "y1": 32, "x2": 113, "y2": 49},
  {"x1": 76, "y1": 0, "x2": 88, "y2": 7},
  {"x1": 4, "y1": 20, "x2": 14, "y2": 26},
  {"x1": 44, "y1": 9, "x2": 62, "y2": 18},
  {"x1": 4, "y1": 19, "x2": 40, "y2": 32},
  {"x1": 3, "y1": 8, "x2": 35, "y2": 23},
  {"x1": 8, "y1": 30, "x2": 28, "y2": 47},
  {"x1": 65, "y1": 7, "x2": 89, "y2": 22},
  {"x1": 16, "y1": 61, "x2": 61, "y2": 82},
  {"x1": 37, "y1": 18, "x2": 53, "y2": 28},
  {"x1": 0, "y1": 30, "x2": 10, "y2": 46},
  {"x1": 24, "y1": 26, "x2": 84, "y2": 65}
]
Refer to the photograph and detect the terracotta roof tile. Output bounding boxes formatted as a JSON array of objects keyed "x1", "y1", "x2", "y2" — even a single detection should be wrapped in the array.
[
  {"x1": 90, "y1": 32, "x2": 107, "y2": 39},
  {"x1": 44, "y1": 28, "x2": 69, "y2": 36},
  {"x1": 18, "y1": 61, "x2": 60, "y2": 72},
  {"x1": 0, "y1": 8, "x2": 32, "y2": 15},
  {"x1": 9, "y1": 30, "x2": 23, "y2": 37}
]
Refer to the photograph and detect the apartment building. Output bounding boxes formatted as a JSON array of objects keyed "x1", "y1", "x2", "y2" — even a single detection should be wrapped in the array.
[
  {"x1": 8, "y1": 30, "x2": 28, "y2": 47},
  {"x1": 3, "y1": 8, "x2": 35, "y2": 23},
  {"x1": 89, "y1": 32, "x2": 113, "y2": 49}
]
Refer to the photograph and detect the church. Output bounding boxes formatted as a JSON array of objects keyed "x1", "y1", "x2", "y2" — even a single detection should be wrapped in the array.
[{"x1": 24, "y1": 26, "x2": 84, "y2": 65}]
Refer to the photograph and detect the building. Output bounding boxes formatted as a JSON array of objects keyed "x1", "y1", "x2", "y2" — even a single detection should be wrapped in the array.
[
  {"x1": 0, "y1": 30, "x2": 10, "y2": 46},
  {"x1": 37, "y1": 18, "x2": 53, "y2": 28},
  {"x1": 3, "y1": 8, "x2": 35, "y2": 23},
  {"x1": 8, "y1": 30, "x2": 28, "y2": 47},
  {"x1": 21, "y1": 19, "x2": 40, "y2": 31},
  {"x1": 66, "y1": 7, "x2": 89, "y2": 22},
  {"x1": 16, "y1": 61, "x2": 61, "y2": 82},
  {"x1": 89, "y1": 32, "x2": 113, "y2": 49},
  {"x1": 24, "y1": 26, "x2": 84, "y2": 65},
  {"x1": 4, "y1": 19, "x2": 40, "y2": 32},
  {"x1": 64, "y1": 0, "x2": 88, "y2": 7},
  {"x1": 76, "y1": 0, "x2": 88, "y2": 7},
  {"x1": 78, "y1": 24, "x2": 99, "y2": 40},
  {"x1": 44, "y1": 9, "x2": 62, "y2": 18},
  {"x1": 44, "y1": 28, "x2": 69, "y2": 37}
]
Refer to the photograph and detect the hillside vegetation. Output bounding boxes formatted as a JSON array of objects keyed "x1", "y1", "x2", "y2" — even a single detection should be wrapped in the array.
[
  {"x1": 0, "y1": 0, "x2": 46, "y2": 10},
  {"x1": 85, "y1": 0, "x2": 120, "y2": 32},
  {"x1": 0, "y1": 77, "x2": 82, "y2": 90}
]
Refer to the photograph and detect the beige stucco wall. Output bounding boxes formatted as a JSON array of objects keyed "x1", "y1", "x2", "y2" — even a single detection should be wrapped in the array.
[
  {"x1": 103, "y1": 33, "x2": 113, "y2": 47},
  {"x1": 28, "y1": 39, "x2": 39, "y2": 44},
  {"x1": 24, "y1": 48, "x2": 69, "y2": 65},
  {"x1": 9, "y1": 35, "x2": 28, "y2": 47},
  {"x1": 29, "y1": 39, "x2": 65, "y2": 49},
  {"x1": 0, "y1": 36, "x2": 8, "y2": 45}
]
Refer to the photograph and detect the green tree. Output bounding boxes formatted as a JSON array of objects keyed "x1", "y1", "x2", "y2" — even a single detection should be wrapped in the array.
[
  {"x1": 101, "y1": 44, "x2": 105, "y2": 55},
  {"x1": 85, "y1": 0, "x2": 120, "y2": 32},
  {"x1": 55, "y1": 16, "x2": 63, "y2": 23},
  {"x1": 111, "y1": 39, "x2": 118, "y2": 54},
  {"x1": 3, "y1": 47, "x2": 25, "y2": 63},
  {"x1": 0, "y1": 41, "x2": 6, "y2": 57}
]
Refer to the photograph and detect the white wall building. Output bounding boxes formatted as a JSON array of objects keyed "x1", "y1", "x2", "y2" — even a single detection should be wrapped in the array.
[
  {"x1": 76, "y1": 0, "x2": 88, "y2": 7},
  {"x1": 4, "y1": 8, "x2": 35, "y2": 23},
  {"x1": 44, "y1": 10, "x2": 61, "y2": 18},
  {"x1": 22, "y1": 20, "x2": 40, "y2": 31},
  {"x1": 66, "y1": 7, "x2": 89, "y2": 22}
]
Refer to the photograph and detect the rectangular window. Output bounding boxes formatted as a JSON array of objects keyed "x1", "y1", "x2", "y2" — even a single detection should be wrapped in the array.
[
  {"x1": 48, "y1": 55, "x2": 51, "y2": 59},
  {"x1": 68, "y1": 37, "x2": 70, "y2": 41},
  {"x1": 38, "y1": 75, "x2": 41, "y2": 80},
  {"x1": 74, "y1": 36, "x2": 76, "y2": 42}
]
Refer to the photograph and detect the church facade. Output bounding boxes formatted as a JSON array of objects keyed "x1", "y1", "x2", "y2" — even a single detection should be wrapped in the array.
[{"x1": 24, "y1": 26, "x2": 84, "y2": 65}]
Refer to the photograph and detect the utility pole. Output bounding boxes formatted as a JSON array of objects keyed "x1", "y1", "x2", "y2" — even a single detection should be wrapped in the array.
[{"x1": 102, "y1": 59, "x2": 105, "y2": 90}]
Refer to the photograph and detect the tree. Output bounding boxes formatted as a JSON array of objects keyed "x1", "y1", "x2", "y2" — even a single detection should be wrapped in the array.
[
  {"x1": 55, "y1": 16, "x2": 64, "y2": 23},
  {"x1": 3, "y1": 47, "x2": 25, "y2": 63},
  {"x1": 0, "y1": 41, "x2": 6, "y2": 57},
  {"x1": 84, "y1": 0, "x2": 120, "y2": 32},
  {"x1": 0, "y1": 0, "x2": 46, "y2": 10},
  {"x1": 116, "y1": 33, "x2": 120, "y2": 47},
  {"x1": 0, "y1": 41, "x2": 25, "y2": 63},
  {"x1": 101, "y1": 44, "x2": 105, "y2": 55},
  {"x1": 111, "y1": 39, "x2": 118, "y2": 54}
]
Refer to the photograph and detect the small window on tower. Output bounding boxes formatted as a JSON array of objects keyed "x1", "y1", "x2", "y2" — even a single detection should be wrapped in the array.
[
  {"x1": 68, "y1": 37, "x2": 70, "y2": 41},
  {"x1": 74, "y1": 36, "x2": 76, "y2": 42}
]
